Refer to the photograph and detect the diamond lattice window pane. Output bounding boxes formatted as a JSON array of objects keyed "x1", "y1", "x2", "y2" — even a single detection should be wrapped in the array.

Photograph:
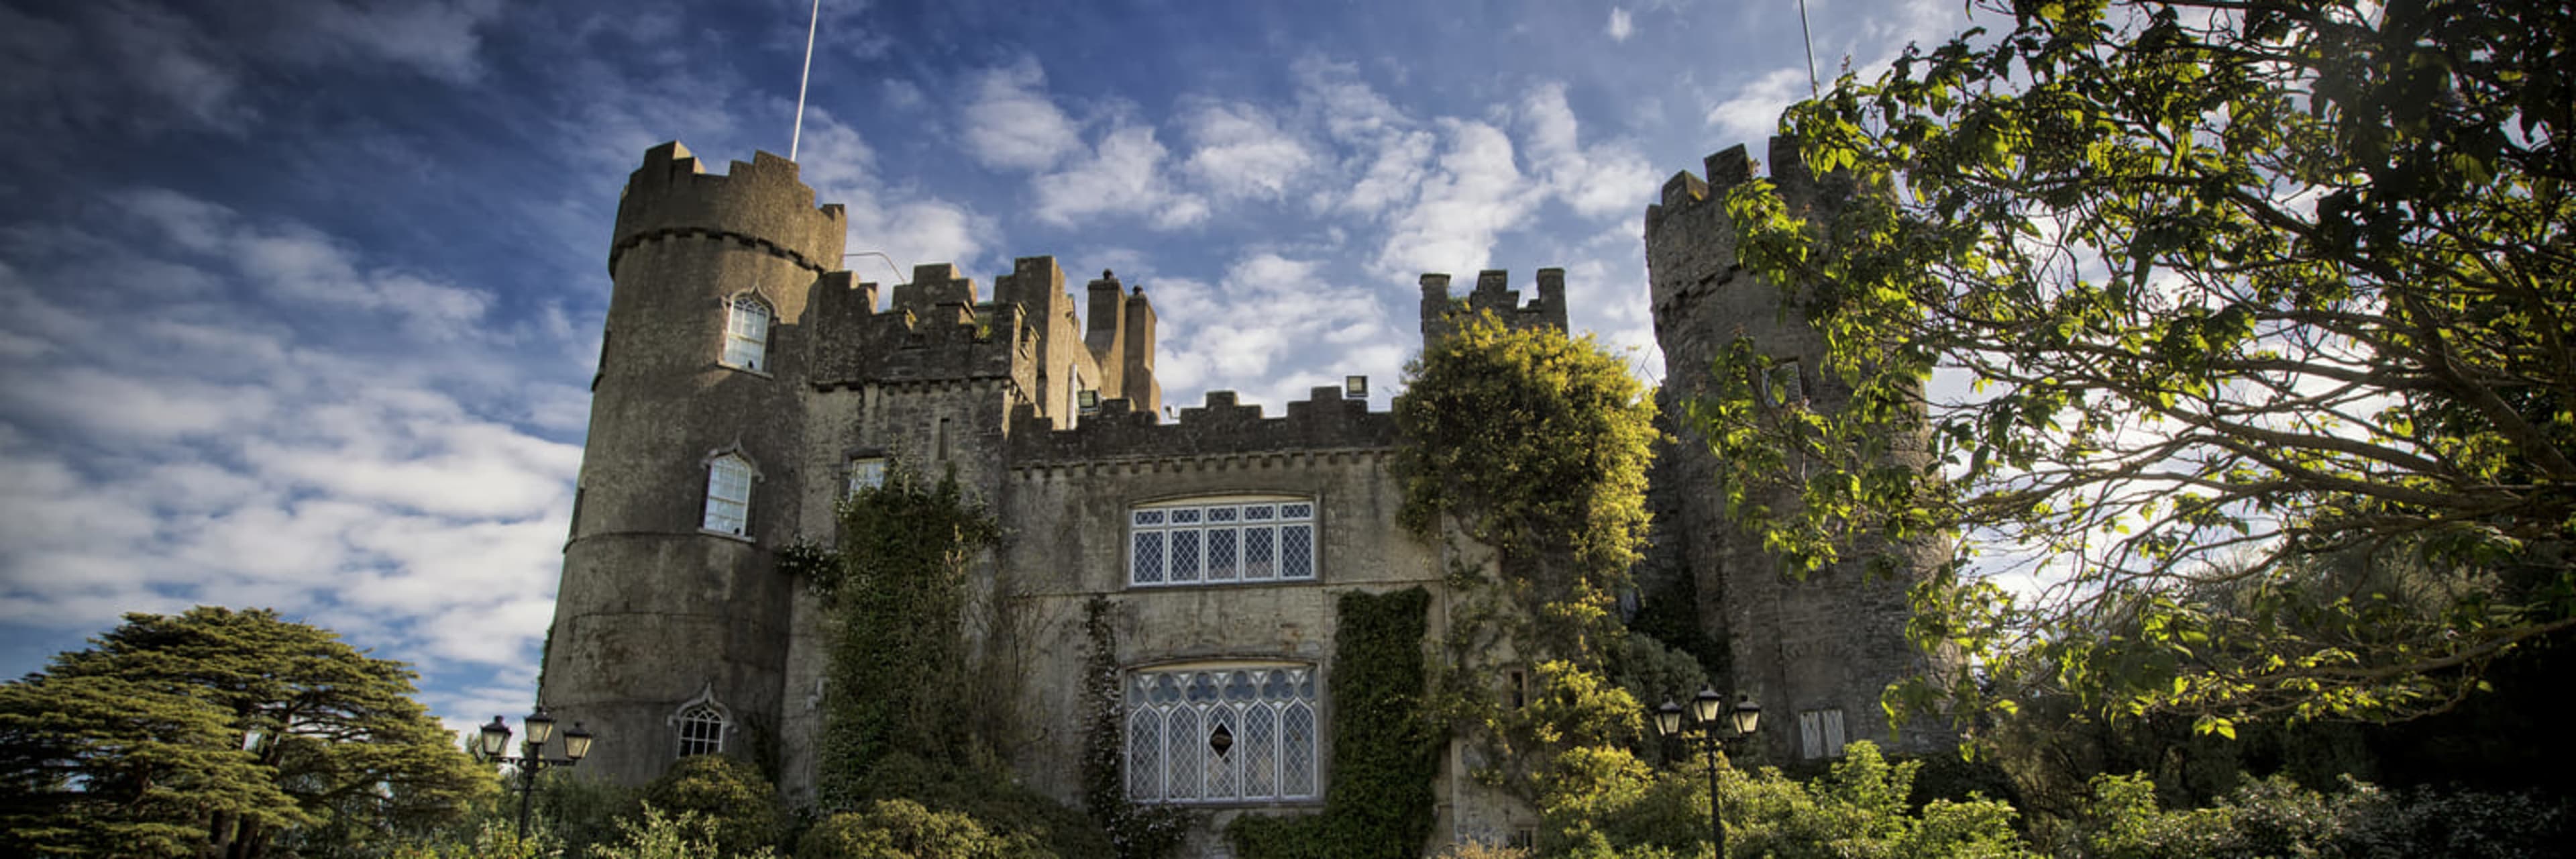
[
  {"x1": 1165, "y1": 707, "x2": 1201, "y2": 800},
  {"x1": 1170, "y1": 531, "x2": 1200, "y2": 582},
  {"x1": 1127, "y1": 711, "x2": 1162, "y2": 801},
  {"x1": 1244, "y1": 527, "x2": 1275, "y2": 580},
  {"x1": 1204, "y1": 705, "x2": 1238, "y2": 800},
  {"x1": 1242, "y1": 705, "x2": 1277, "y2": 797},
  {"x1": 1205, "y1": 527, "x2": 1238, "y2": 580},
  {"x1": 1132, "y1": 532, "x2": 1164, "y2": 583},
  {"x1": 1282, "y1": 701, "x2": 1316, "y2": 797},
  {"x1": 1281, "y1": 525, "x2": 1314, "y2": 579}
]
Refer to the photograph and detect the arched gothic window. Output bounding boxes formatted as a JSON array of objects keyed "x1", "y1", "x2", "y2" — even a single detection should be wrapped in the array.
[
  {"x1": 704, "y1": 452, "x2": 755, "y2": 536},
  {"x1": 669, "y1": 685, "x2": 731, "y2": 758},
  {"x1": 722, "y1": 295, "x2": 771, "y2": 371},
  {"x1": 1124, "y1": 664, "x2": 1318, "y2": 804}
]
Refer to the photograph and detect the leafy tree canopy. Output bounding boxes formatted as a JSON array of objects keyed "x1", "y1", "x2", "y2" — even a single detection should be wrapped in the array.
[
  {"x1": 0, "y1": 607, "x2": 489, "y2": 858},
  {"x1": 1395, "y1": 311, "x2": 1658, "y2": 659},
  {"x1": 1703, "y1": 0, "x2": 2576, "y2": 734}
]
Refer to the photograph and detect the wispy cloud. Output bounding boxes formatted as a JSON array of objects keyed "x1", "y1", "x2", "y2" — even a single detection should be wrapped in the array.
[
  {"x1": 1032, "y1": 124, "x2": 1210, "y2": 231},
  {"x1": 1607, "y1": 7, "x2": 1635, "y2": 42},
  {"x1": 963, "y1": 57, "x2": 1083, "y2": 171},
  {"x1": 1705, "y1": 66, "x2": 1809, "y2": 142}
]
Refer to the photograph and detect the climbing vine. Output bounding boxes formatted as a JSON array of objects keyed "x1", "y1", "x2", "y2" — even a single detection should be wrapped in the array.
[
  {"x1": 1391, "y1": 311, "x2": 1678, "y2": 829},
  {"x1": 792, "y1": 464, "x2": 1114, "y2": 858},
  {"x1": 1393, "y1": 311, "x2": 1657, "y2": 662},
  {"x1": 1077, "y1": 597, "x2": 1190, "y2": 859},
  {"x1": 1227, "y1": 587, "x2": 1439, "y2": 859}
]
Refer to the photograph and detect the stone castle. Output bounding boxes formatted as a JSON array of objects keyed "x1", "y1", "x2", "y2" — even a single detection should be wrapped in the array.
[{"x1": 539, "y1": 136, "x2": 1936, "y2": 851}]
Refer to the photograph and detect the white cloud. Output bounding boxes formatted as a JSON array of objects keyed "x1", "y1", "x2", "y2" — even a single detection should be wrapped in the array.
[
  {"x1": 1607, "y1": 7, "x2": 1635, "y2": 42},
  {"x1": 793, "y1": 111, "x2": 998, "y2": 275},
  {"x1": 118, "y1": 189, "x2": 492, "y2": 339},
  {"x1": 1147, "y1": 252, "x2": 1409, "y2": 413},
  {"x1": 299, "y1": 0, "x2": 504, "y2": 83},
  {"x1": 963, "y1": 58, "x2": 1082, "y2": 171},
  {"x1": 1032, "y1": 125, "x2": 1210, "y2": 231},
  {"x1": 1705, "y1": 66, "x2": 1809, "y2": 142},
  {"x1": 1372, "y1": 119, "x2": 1537, "y2": 279},
  {"x1": 1520, "y1": 83, "x2": 1659, "y2": 219},
  {"x1": 1181, "y1": 101, "x2": 1316, "y2": 201},
  {"x1": 0, "y1": 191, "x2": 583, "y2": 704}
]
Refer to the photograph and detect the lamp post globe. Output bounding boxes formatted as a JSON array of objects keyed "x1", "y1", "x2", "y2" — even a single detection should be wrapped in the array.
[{"x1": 482, "y1": 709, "x2": 600, "y2": 847}]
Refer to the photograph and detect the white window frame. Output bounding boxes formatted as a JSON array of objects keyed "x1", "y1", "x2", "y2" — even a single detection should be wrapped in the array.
[
  {"x1": 669, "y1": 686, "x2": 731, "y2": 758},
  {"x1": 1124, "y1": 662, "x2": 1320, "y2": 805},
  {"x1": 847, "y1": 456, "x2": 888, "y2": 497},
  {"x1": 702, "y1": 452, "x2": 757, "y2": 536},
  {"x1": 721, "y1": 294, "x2": 771, "y2": 372},
  {"x1": 1799, "y1": 707, "x2": 1847, "y2": 760},
  {"x1": 1128, "y1": 497, "x2": 1318, "y2": 587}
]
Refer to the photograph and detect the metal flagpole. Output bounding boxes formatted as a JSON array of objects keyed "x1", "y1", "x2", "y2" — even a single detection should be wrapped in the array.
[
  {"x1": 790, "y1": 0, "x2": 822, "y2": 160},
  {"x1": 1797, "y1": 0, "x2": 1819, "y2": 97}
]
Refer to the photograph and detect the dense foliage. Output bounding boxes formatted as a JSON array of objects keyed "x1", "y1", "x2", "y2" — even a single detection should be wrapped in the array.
[
  {"x1": 1395, "y1": 311, "x2": 1658, "y2": 660},
  {"x1": 0, "y1": 607, "x2": 488, "y2": 858},
  {"x1": 799, "y1": 464, "x2": 1112, "y2": 858},
  {"x1": 796, "y1": 799, "x2": 1030, "y2": 859},
  {"x1": 1076, "y1": 598, "x2": 1189, "y2": 859},
  {"x1": 638, "y1": 755, "x2": 782, "y2": 858},
  {"x1": 1228, "y1": 588, "x2": 1439, "y2": 859},
  {"x1": 1701, "y1": 0, "x2": 2576, "y2": 732}
]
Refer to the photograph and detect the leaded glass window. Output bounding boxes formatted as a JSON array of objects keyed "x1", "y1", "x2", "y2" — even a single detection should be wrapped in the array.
[
  {"x1": 1128, "y1": 498, "x2": 1316, "y2": 587},
  {"x1": 1124, "y1": 664, "x2": 1320, "y2": 804}
]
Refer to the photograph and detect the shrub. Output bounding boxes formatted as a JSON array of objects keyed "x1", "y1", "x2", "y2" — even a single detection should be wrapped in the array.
[
  {"x1": 796, "y1": 799, "x2": 1037, "y2": 859},
  {"x1": 638, "y1": 755, "x2": 783, "y2": 856}
]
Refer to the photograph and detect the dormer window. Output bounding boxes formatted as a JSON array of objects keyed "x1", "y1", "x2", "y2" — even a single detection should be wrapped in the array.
[{"x1": 722, "y1": 295, "x2": 771, "y2": 371}]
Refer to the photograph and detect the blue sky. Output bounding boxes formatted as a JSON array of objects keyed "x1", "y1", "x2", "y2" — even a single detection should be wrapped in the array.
[{"x1": 0, "y1": 0, "x2": 1974, "y2": 734}]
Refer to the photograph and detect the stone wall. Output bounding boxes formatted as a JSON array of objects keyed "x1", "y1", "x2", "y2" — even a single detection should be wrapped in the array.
[{"x1": 1640, "y1": 137, "x2": 1947, "y2": 762}]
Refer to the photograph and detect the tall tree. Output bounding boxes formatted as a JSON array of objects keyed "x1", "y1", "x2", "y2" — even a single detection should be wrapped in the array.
[
  {"x1": 1699, "y1": 0, "x2": 2576, "y2": 736},
  {"x1": 0, "y1": 607, "x2": 490, "y2": 858}
]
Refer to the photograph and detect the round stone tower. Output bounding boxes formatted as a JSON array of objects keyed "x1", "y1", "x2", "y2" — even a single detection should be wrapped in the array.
[
  {"x1": 539, "y1": 143, "x2": 846, "y2": 784},
  {"x1": 1642, "y1": 137, "x2": 1945, "y2": 762}
]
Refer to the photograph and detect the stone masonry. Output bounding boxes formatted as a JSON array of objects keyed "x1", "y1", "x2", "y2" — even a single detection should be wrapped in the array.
[{"x1": 538, "y1": 138, "x2": 1944, "y2": 855}]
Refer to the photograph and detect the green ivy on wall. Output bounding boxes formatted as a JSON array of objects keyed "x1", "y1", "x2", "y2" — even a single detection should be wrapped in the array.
[
  {"x1": 1228, "y1": 587, "x2": 1439, "y2": 859},
  {"x1": 1077, "y1": 597, "x2": 1191, "y2": 859},
  {"x1": 786, "y1": 465, "x2": 1114, "y2": 858}
]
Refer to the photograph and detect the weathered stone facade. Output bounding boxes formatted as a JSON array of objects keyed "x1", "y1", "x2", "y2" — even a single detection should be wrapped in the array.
[{"x1": 539, "y1": 138, "x2": 1941, "y2": 854}]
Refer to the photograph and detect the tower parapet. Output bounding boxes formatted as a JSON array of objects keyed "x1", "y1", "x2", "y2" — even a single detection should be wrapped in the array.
[
  {"x1": 1417, "y1": 268, "x2": 1568, "y2": 342},
  {"x1": 1640, "y1": 135, "x2": 1942, "y2": 762},
  {"x1": 611, "y1": 143, "x2": 847, "y2": 278},
  {"x1": 1006, "y1": 386, "x2": 1393, "y2": 464}
]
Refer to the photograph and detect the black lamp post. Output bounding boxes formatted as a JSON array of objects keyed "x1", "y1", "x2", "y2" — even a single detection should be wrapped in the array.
[
  {"x1": 1654, "y1": 688, "x2": 1760, "y2": 858},
  {"x1": 476, "y1": 707, "x2": 596, "y2": 846}
]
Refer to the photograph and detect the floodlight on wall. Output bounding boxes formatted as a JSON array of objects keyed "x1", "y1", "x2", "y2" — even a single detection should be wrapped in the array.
[
  {"x1": 1344, "y1": 375, "x2": 1368, "y2": 399},
  {"x1": 1077, "y1": 389, "x2": 1101, "y2": 415}
]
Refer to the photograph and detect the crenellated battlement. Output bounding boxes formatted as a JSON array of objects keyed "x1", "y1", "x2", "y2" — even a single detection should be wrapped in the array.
[
  {"x1": 1417, "y1": 267, "x2": 1568, "y2": 342},
  {"x1": 806, "y1": 267, "x2": 1036, "y2": 391},
  {"x1": 610, "y1": 142, "x2": 848, "y2": 278},
  {"x1": 1006, "y1": 386, "x2": 1395, "y2": 464},
  {"x1": 1643, "y1": 136, "x2": 1853, "y2": 237}
]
